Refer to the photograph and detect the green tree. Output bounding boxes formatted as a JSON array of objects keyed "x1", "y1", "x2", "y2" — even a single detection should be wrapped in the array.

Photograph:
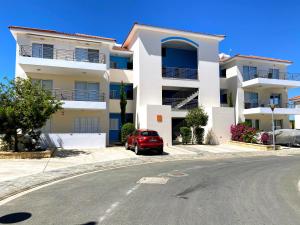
[
  {"x1": 0, "y1": 78, "x2": 62, "y2": 151},
  {"x1": 180, "y1": 127, "x2": 191, "y2": 144},
  {"x1": 120, "y1": 81, "x2": 127, "y2": 127},
  {"x1": 185, "y1": 107, "x2": 208, "y2": 144},
  {"x1": 121, "y1": 123, "x2": 135, "y2": 144}
]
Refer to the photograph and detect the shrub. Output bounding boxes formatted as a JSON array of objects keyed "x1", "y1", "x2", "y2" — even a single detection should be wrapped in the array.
[
  {"x1": 185, "y1": 107, "x2": 208, "y2": 144},
  {"x1": 121, "y1": 123, "x2": 135, "y2": 143},
  {"x1": 195, "y1": 127, "x2": 205, "y2": 144},
  {"x1": 230, "y1": 123, "x2": 257, "y2": 143},
  {"x1": 180, "y1": 127, "x2": 191, "y2": 144},
  {"x1": 260, "y1": 132, "x2": 270, "y2": 145},
  {"x1": 242, "y1": 127, "x2": 257, "y2": 143}
]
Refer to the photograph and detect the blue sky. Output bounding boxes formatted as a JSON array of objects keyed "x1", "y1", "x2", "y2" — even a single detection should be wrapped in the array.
[{"x1": 0, "y1": 0, "x2": 300, "y2": 97}]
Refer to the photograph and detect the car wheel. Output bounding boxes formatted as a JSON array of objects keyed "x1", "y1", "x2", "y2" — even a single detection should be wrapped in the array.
[
  {"x1": 125, "y1": 142, "x2": 130, "y2": 150},
  {"x1": 158, "y1": 147, "x2": 164, "y2": 155},
  {"x1": 135, "y1": 145, "x2": 140, "y2": 155}
]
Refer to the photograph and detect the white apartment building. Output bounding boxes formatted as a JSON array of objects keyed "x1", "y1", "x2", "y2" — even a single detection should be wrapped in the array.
[
  {"x1": 9, "y1": 23, "x2": 299, "y2": 149},
  {"x1": 220, "y1": 54, "x2": 300, "y2": 131}
]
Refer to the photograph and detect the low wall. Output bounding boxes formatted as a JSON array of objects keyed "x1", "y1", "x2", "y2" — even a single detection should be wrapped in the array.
[
  {"x1": 0, "y1": 150, "x2": 53, "y2": 159},
  {"x1": 229, "y1": 141, "x2": 280, "y2": 150},
  {"x1": 41, "y1": 133, "x2": 106, "y2": 149}
]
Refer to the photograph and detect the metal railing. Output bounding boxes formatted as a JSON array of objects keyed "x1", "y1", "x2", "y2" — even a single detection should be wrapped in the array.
[
  {"x1": 244, "y1": 102, "x2": 295, "y2": 109},
  {"x1": 243, "y1": 70, "x2": 300, "y2": 81},
  {"x1": 162, "y1": 67, "x2": 198, "y2": 80},
  {"x1": 163, "y1": 97, "x2": 198, "y2": 110},
  {"x1": 19, "y1": 45, "x2": 106, "y2": 64},
  {"x1": 51, "y1": 89, "x2": 105, "y2": 102}
]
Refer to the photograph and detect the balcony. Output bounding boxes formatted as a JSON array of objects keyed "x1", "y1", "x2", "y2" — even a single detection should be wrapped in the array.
[
  {"x1": 243, "y1": 101, "x2": 300, "y2": 115},
  {"x1": 242, "y1": 70, "x2": 300, "y2": 89},
  {"x1": 18, "y1": 45, "x2": 107, "y2": 75},
  {"x1": 162, "y1": 67, "x2": 198, "y2": 80},
  {"x1": 52, "y1": 89, "x2": 106, "y2": 110}
]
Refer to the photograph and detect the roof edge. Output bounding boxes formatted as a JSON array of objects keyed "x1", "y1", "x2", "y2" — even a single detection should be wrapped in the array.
[
  {"x1": 9, "y1": 25, "x2": 116, "y2": 42},
  {"x1": 221, "y1": 54, "x2": 293, "y2": 64},
  {"x1": 122, "y1": 23, "x2": 225, "y2": 48}
]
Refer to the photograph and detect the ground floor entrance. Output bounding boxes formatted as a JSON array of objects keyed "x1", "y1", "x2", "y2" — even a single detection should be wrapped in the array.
[
  {"x1": 109, "y1": 113, "x2": 134, "y2": 144},
  {"x1": 171, "y1": 118, "x2": 187, "y2": 143}
]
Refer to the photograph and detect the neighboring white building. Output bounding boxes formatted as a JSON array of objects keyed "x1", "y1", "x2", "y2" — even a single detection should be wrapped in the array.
[
  {"x1": 9, "y1": 23, "x2": 299, "y2": 149},
  {"x1": 220, "y1": 54, "x2": 300, "y2": 130}
]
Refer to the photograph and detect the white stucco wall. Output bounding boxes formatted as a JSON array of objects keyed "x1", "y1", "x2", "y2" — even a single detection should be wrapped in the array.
[{"x1": 145, "y1": 105, "x2": 172, "y2": 146}]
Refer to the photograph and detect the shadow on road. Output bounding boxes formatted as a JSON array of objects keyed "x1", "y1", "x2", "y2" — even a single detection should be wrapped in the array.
[
  {"x1": 53, "y1": 149, "x2": 91, "y2": 158},
  {"x1": 79, "y1": 222, "x2": 97, "y2": 225},
  {"x1": 0, "y1": 212, "x2": 31, "y2": 223}
]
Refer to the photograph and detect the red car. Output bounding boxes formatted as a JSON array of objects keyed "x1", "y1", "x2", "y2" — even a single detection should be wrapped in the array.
[{"x1": 125, "y1": 129, "x2": 164, "y2": 155}]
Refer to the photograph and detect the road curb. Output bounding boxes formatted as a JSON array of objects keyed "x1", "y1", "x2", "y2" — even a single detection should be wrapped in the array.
[{"x1": 0, "y1": 154, "x2": 203, "y2": 203}]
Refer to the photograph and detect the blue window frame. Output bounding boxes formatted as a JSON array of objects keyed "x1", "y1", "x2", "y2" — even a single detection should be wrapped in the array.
[
  {"x1": 110, "y1": 56, "x2": 132, "y2": 70},
  {"x1": 110, "y1": 83, "x2": 133, "y2": 100}
]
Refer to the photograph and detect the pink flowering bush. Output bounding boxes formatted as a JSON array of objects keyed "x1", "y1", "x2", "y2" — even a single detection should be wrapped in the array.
[
  {"x1": 230, "y1": 123, "x2": 257, "y2": 143},
  {"x1": 260, "y1": 132, "x2": 270, "y2": 145}
]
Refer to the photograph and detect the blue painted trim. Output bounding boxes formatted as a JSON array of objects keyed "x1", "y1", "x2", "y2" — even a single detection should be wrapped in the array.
[{"x1": 161, "y1": 36, "x2": 199, "y2": 47}]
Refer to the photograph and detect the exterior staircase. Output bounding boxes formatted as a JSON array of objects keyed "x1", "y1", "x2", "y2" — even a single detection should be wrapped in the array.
[{"x1": 174, "y1": 90, "x2": 199, "y2": 110}]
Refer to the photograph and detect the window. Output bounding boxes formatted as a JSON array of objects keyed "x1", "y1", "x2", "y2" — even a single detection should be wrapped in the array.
[
  {"x1": 109, "y1": 118, "x2": 119, "y2": 130},
  {"x1": 109, "y1": 83, "x2": 133, "y2": 100},
  {"x1": 32, "y1": 43, "x2": 54, "y2": 59},
  {"x1": 162, "y1": 48, "x2": 166, "y2": 57},
  {"x1": 74, "y1": 117, "x2": 100, "y2": 133},
  {"x1": 110, "y1": 61, "x2": 118, "y2": 69},
  {"x1": 268, "y1": 68, "x2": 279, "y2": 79},
  {"x1": 140, "y1": 131, "x2": 159, "y2": 136},
  {"x1": 32, "y1": 79, "x2": 53, "y2": 91},
  {"x1": 75, "y1": 82, "x2": 100, "y2": 101},
  {"x1": 110, "y1": 56, "x2": 132, "y2": 69},
  {"x1": 220, "y1": 69, "x2": 226, "y2": 78},
  {"x1": 220, "y1": 89, "x2": 228, "y2": 104},
  {"x1": 243, "y1": 66, "x2": 257, "y2": 81},
  {"x1": 245, "y1": 119, "x2": 260, "y2": 130},
  {"x1": 274, "y1": 120, "x2": 283, "y2": 130},
  {"x1": 270, "y1": 94, "x2": 281, "y2": 107},
  {"x1": 75, "y1": 48, "x2": 99, "y2": 63},
  {"x1": 244, "y1": 92, "x2": 258, "y2": 109},
  {"x1": 254, "y1": 120, "x2": 260, "y2": 130},
  {"x1": 245, "y1": 119, "x2": 252, "y2": 127}
]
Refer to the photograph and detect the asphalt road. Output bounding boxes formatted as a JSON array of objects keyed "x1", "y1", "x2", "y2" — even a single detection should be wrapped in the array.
[{"x1": 1, "y1": 155, "x2": 300, "y2": 225}]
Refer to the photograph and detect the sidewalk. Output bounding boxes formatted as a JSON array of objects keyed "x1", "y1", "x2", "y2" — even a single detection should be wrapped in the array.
[{"x1": 0, "y1": 146, "x2": 196, "y2": 182}]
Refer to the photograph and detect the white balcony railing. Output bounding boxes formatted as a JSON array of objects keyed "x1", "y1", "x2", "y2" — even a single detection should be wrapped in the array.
[
  {"x1": 51, "y1": 89, "x2": 105, "y2": 102},
  {"x1": 19, "y1": 45, "x2": 106, "y2": 64},
  {"x1": 243, "y1": 70, "x2": 300, "y2": 81}
]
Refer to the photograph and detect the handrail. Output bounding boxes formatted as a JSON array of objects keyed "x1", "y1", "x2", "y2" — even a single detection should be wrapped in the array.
[
  {"x1": 51, "y1": 89, "x2": 105, "y2": 102},
  {"x1": 242, "y1": 70, "x2": 300, "y2": 81},
  {"x1": 162, "y1": 66, "x2": 198, "y2": 80},
  {"x1": 19, "y1": 45, "x2": 106, "y2": 64},
  {"x1": 163, "y1": 97, "x2": 198, "y2": 110},
  {"x1": 244, "y1": 102, "x2": 295, "y2": 109}
]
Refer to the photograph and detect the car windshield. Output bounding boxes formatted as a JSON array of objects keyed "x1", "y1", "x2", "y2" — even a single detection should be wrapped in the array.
[{"x1": 140, "y1": 131, "x2": 159, "y2": 136}]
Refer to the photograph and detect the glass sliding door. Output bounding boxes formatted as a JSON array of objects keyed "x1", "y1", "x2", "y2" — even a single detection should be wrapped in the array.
[
  {"x1": 75, "y1": 48, "x2": 99, "y2": 63},
  {"x1": 75, "y1": 81, "x2": 100, "y2": 101},
  {"x1": 270, "y1": 94, "x2": 281, "y2": 107},
  {"x1": 268, "y1": 68, "x2": 279, "y2": 79},
  {"x1": 32, "y1": 43, "x2": 53, "y2": 59},
  {"x1": 244, "y1": 92, "x2": 258, "y2": 108},
  {"x1": 75, "y1": 48, "x2": 88, "y2": 62},
  {"x1": 243, "y1": 66, "x2": 257, "y2": 81}
]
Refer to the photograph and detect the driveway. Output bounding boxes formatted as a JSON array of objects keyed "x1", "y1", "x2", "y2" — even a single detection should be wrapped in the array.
[{"x1": 1, "y1": 155, "x2": 300, "y2": 225}]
